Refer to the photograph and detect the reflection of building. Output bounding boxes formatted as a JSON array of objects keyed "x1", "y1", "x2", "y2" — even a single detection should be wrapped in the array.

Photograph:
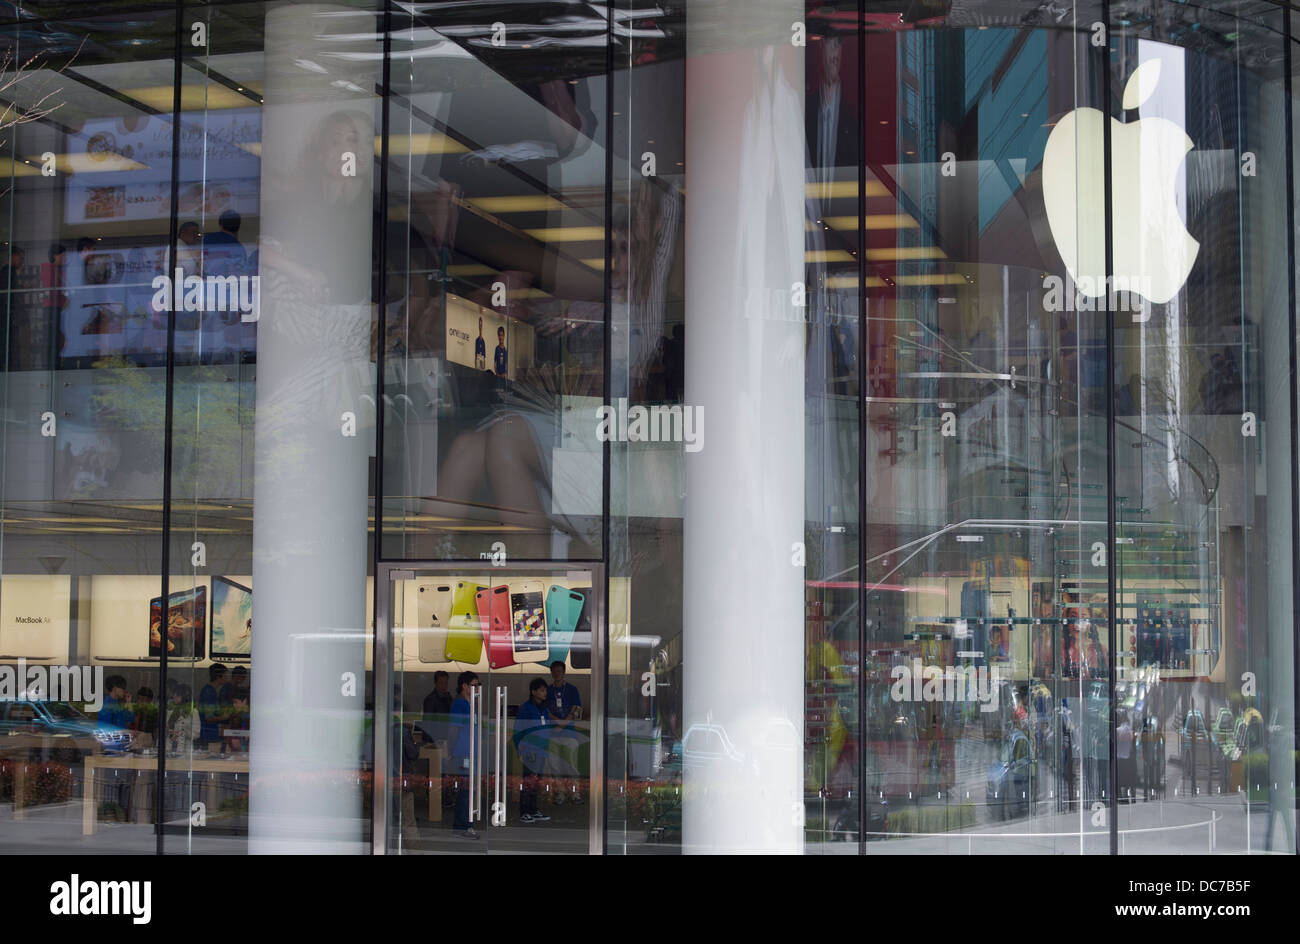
[{"x1": 0, "y1": 1, "x2": 1294, "y2": 857}]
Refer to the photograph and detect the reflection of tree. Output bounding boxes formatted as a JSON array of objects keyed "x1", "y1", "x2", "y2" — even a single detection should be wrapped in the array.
[
  {"x1": 85, "y1": 359, "x2": 247, "y2": 495},
  {"x1": 0, "y1": 45, "x2": 73, "y2": 195}
]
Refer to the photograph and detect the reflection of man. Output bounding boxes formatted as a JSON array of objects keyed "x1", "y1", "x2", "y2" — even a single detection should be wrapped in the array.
[
  {"x1": 203, "y1": 209, "x2": 247, "y2": 277},
  {"x1": 175, "y1": 221, "x2": 203, "y2": 277},
  {"x1": 423, "y1": 670, "x2": 452, "y2": 716},
  {"x1": 1141, "y1": 716, "x2": 1163, "y2": 800},
  {"x1": 493, "y1": 325, "x2": 508, "y2": 377},
  {"x1": 474, "y1": 317, "x2": 487, "y2": 370}
]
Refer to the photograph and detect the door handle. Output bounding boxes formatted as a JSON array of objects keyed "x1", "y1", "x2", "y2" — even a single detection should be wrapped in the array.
[
  {"x1": 492, "y1": 686, "x2": 507, "y2": 826},
  {"x1": 469, "y1": 686, "x2": 481, "y2": 821}
]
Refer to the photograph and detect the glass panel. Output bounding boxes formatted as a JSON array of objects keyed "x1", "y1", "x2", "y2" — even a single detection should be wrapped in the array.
[
  {"x1": 386, "y1": 565, "x2": 598, "y2": 853},
  {"x1": 858, "y1": 5, "x2": 1113, "y2": 854},
  {"x1": 605, "y1": 0, "x2": 687, "y2": 854},
  {"x1": 163, "y1": 0, "x2": 382, "y2": 854},
  {"x1": 379, "y1": 5, "x2": 608, "y2": 562},
  {"x1": 1, "y1": 0, "x2": 1297, "y2": 859},
  {"x1": 803, "y1": 0, "x2": 861, "y2": 852},
  {"x1": 0, "y1": 11, "x2": 175, "y2": 853},
  {"x1": 1114, "y1": 3, "x2": 1295, "y2": 855}
]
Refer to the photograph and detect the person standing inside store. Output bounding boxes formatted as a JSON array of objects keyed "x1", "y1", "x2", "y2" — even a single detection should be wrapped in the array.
[
  {"x1": 450, "y1": 671, "x2": 480, "y2": 839},
  {"x1": 133, "y1": 686, "x2": 158, "y2": 745},
  {"x1": 41, "y1": 242, "x2": 67, "y2": 368},
  {"x1": 225, "y1": 666, "x2": 251, "y2": 752},
  {"x1": 1141, "y1": 715, "x2": 1163, "y2": 801},
  {"x1": 546, "y1": 661, "x2": 581, "y2": 726},
  {"x1": 175, "y1": 221, "x2": 203, "y2": 276},
  {"x1": 3, "y1": 245, "x2": 28, "y2": 370},
  {"x1": 198, "y1": 663, "x2": 231, "y2": 748},
  {"x1": 515, "y1": 678, "x2": 552, "y2": 824},
  {"x1": 546, "y1": 661, "x2": 582, "y2": 803},
  {"x1": 1116, "y1": 709, "x2": 1135, "y2": 800},
  {"x1": 167, "y1": 683, "x2": 201, "y2": 752},
  {"x1": 97, "y1": 675, "x2": 133, "y2": 729},
  {"x1": 203, "y1": 209, "x2": 247, "y2": 276}
]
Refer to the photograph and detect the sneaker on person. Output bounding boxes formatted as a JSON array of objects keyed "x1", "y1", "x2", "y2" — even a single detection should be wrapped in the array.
[
  {"x1": 457, "y1": 827, "x2": 480, "y2": 840},
  {"x1": 520, "y1": 813, "x2": 536, "y2": 823},
  {"x1": 530, "y1": 812, "x2": 551, "y2": 822}
]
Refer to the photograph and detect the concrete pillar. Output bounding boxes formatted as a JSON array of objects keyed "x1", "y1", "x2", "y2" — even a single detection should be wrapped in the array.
[
  {"x1": 1240, "y1": 73, "x2": 1296, "y2": 854},
  {"x1": 682, "y1": 0, "x2": 805, "y2": 853},
  {"x1": 249, "y1": 2, "x2": 375, "y2": 853}
]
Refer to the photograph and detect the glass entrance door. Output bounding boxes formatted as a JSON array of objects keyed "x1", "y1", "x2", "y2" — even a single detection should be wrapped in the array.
[{"x1": 376, "y1": 563, "x2": 603, "y2": 854}]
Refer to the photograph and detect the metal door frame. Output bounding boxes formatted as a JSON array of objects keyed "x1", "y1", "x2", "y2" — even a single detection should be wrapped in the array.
[{"x1": 372, "y1": 561, "x2": 606, "y2": 854}]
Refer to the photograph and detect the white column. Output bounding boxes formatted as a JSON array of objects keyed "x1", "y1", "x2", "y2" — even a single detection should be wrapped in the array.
[
  {"x1": 249, "y1": 2, "x2": 375, "y2": 853},
  {"x1": 1257, "y1": 82, "x2": 1296, "y2": 853},
  {"x1": 682, "y1": 1, "x2": 806, "y2": 853}
]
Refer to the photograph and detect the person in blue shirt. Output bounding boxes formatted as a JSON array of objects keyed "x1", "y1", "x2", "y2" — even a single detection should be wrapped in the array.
[
  {"x1": 197, "y1": 663, "x2": 230, "y2": 746},
  {"x1": 97, "y1": 675, "x2": 134, "y2": 730},
  {"x1": 203, "y1": 209, "x2": 247, "y2": 277},
  {"x1": 474, "y1": 317, "x2": 487, "y2": 370},
  {"x1": 493, "y1": 325, "x2": 508, "y2": 377},
  {"x1": 450, "y1": 670, "x2": 480, "y2": 838},
  {"x1": 546, "y1": 661, "x2": 581, "y2": 725},
  {"x1": 514, "y1": 678, "x2": 552, "y2": 824},
  {"x1": 545, "y1": 661, "x2": 583, "y2": 804}
]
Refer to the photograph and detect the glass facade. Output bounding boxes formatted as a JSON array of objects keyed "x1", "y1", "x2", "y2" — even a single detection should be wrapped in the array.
[{"x1": 0, "y1": 0, "x2": 1295, "y2": 855}]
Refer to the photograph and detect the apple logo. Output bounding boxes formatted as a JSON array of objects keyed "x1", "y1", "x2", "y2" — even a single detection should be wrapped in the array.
[{"x1": 1042, "y1": 59, "x2": 1199, "y2": 307}]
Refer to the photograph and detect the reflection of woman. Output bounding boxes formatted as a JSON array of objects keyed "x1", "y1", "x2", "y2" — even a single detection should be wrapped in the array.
[
  {"x1": 1083, "y1": 627, "x2": 1104, "y2": 678},
  {"x1": 167, "y1": 684, "x2": 200, "y2": 752},
  {"x1": 988, "y1": 626, "x2": 1009, "y2": 661},
  {"x1": 1065, "y1": 630, "x2": 1082, "y2": 678},
  {"x1": 255, "y1": 107, "x2": 375, "y2": 472},
  {"x1": 620, "y1": 180, "x2": 682, "y2": 400},
  {"x1": 263, "y1": 110, "x2": 372, "y2": 303},
  {"x1": 1032, "y1": 625, "x2": 1050, "y2": 676}
]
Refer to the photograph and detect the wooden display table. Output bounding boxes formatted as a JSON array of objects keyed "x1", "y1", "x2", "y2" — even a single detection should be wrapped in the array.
[
  {"x1": 2, "y1": 733, "x2": 98, "y2": 821},
  {"x1": 418, "y1": 745, "x2": 443, "y2": 821}
]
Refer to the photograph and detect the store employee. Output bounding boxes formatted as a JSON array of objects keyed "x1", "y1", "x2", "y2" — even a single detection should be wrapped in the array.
[{"x1": 546, "y1": 661, "x2": 581, "y2": 724}]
